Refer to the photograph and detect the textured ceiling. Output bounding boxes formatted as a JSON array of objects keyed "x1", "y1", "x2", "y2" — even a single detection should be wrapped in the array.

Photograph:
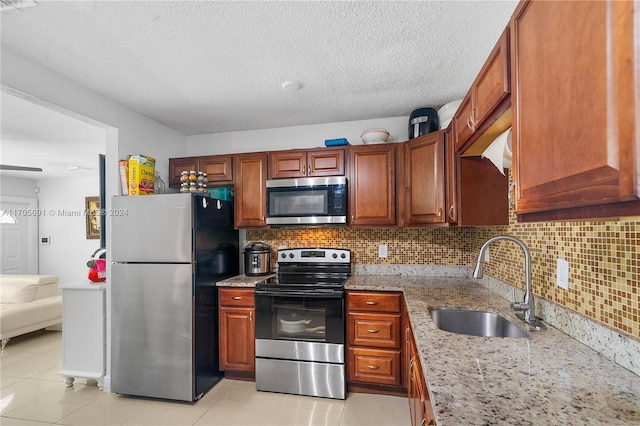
[{"x1": 0, "y1": 0, "x2": 518, "y2": 136}]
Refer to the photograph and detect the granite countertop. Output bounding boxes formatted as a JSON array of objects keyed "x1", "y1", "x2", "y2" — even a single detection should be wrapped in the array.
[
  {"x1": 346, "y1": 275, "x2": 640, "y2": 425},
  {"x1": 216, "y1": 274, "x2": 274, "y2": 287}
]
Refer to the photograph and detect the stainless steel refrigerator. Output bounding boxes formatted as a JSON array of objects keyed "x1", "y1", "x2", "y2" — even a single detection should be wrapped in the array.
[{"x1": 110, "y1": 193, "x2": 239, "y2": 401}]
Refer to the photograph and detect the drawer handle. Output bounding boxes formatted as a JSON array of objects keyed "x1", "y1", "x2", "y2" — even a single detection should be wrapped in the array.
[
  {"x1": 232, "y1": 296, "x2": 242, "y2": 300},
  {"x1": 366, "y1": 329, "x2": 380, "y2": 334},
  {"x1": 367, "y1": 365, "x2": 380, "y2": 370},
  {"x1": 365, "y1": 301, "x2": 378, "y2": 305}
]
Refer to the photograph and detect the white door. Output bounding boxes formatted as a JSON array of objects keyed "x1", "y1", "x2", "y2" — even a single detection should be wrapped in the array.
[{"x1": 0, "y1": 197, "x2": 38, "y2": 274}]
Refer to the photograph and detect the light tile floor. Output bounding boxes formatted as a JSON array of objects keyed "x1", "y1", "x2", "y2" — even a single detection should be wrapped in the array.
[{"x1": 1, "y1": 330, "x2": 411, "y2": 426}]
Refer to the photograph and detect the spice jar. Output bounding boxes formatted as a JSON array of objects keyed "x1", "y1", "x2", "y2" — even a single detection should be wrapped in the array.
[
  {"x1": 189, "y1": 182, "x2": 198, "y2": 192},
  {"x1": 179, "y1": 171, "x2": 189, "y2": 183},
  {"x1": 198, "y1": 183, "x2": 207, "y2": 192},
  {"x1": 196, "y1": 172, "x2": 205, "y2": 185},
  {"x1": 180, "y1": 183, "x2": 190, "y2": 193},
  {"x1": 202, "y1": 173, "x2": 208, "y2": 184},
  {"x1": 189, "y1": 171, "x2": 197, "y2": 182}
]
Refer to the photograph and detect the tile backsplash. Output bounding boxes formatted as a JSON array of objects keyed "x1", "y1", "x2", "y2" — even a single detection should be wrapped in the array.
[{"x1": 248, "y1": 217, "x2": 640, "y2": 340}]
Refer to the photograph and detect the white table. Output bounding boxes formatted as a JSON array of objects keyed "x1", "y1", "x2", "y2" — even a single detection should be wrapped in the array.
[{"x1": 58, "y1": 281, "x2": 106, "y2": 389}]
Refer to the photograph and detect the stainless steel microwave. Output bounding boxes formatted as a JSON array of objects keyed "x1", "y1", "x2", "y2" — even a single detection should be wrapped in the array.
[{"x1": 266, "y1": 176, "x2": 348, "y2": 226}]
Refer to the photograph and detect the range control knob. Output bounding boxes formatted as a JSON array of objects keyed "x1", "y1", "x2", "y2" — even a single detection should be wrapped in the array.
[
  {"x1": 332, "y1": 253, "x2": 338, "y2": 258},
  {"x1": 281, "y1": 253, "x2": 286, "y2": 259},
  {"x1": 289, "y1": 253, "x2": 295, "y2": 258},
  {"x1": 341, "y1": 253, "x2": 346, "y2": 258}
]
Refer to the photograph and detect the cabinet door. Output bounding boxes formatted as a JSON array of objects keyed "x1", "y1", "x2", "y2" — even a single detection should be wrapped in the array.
[
  {"x1": 512, "y1": 0, "x2": 639, "y2": 219},
  {"x1": 452, "y1": 93, "x2": 473, "y2": 152},
  {"x1": 219, "y1": 307, "x2": 255, "y2": 372},
  {"x1": 348, "y1": 145, "x2": 396, "y2": 226},
  {"x1": 199, "y1": 155, "x2": 233, "y2": 183},
  {"x1": 445, "y1": 127, "x2": 458, "y2": 224},
  {"x1": 234, "y1": 153, "x2": 267, "y2": 228},
  {"x1": 472, "y1": 27, "x2": 510, "y2": 127},
  {"x1": 403, "y1": 132, "x2": 446, "y2": 225},
  {"x1": 168, "y1": 157, "x2": 198, "y2": 188},
  {"x1": 268, "y1": 150, "x2": 307, "y2": 179},
  {"x1": 308, "y1": 148, "x2": 345, "y2": 177}
]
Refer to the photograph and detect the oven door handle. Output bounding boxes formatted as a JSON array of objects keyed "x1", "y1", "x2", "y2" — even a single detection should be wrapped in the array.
[{"x1": 254, "y1": 288, "x2": 344, "y2": 298}]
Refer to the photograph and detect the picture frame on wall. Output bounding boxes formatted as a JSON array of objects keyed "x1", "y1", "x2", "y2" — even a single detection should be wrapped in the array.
[{"x1": 85, "y1": 196, "x2": 100, "y2": 240}]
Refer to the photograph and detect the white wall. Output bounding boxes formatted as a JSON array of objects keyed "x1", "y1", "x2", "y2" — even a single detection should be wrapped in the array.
[
  {"x1": 37, "y1": 177, "x2": 102, "y2": 284},
  {"x1": 186, "y1": 116, "x2": 409, "y2": 155},
  {"x1": 0, "y1": 176, "x2": 39, "y2": 197},
  {"x1": 1, "y1": 47, "x2": 189, "y2": 392}
]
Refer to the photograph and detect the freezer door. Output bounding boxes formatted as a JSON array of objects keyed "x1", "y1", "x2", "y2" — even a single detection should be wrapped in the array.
[
  {"x1": 111, "y1": 194, "x2": 193, "y2": 263},
  {"x1": 111, "y1": 263, "x2": 194, "y2": 401}
]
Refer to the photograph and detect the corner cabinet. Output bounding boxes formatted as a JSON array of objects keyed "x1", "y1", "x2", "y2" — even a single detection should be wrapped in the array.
[
  {"x1": 233, "y1": 153, "x2": 268, "y2": 228},
  {"x1": 268, "y1": 147, "x2": 345, "y2": 179},
  {"x1": 511, "y1": 0, "x2": 640, "y2": 221},
  {"x1": 219, "y1": 288, "x2": 255, "y2": 377},
  {"x1": 348, "y1": 145, "x2": 397, "y2": 226}
]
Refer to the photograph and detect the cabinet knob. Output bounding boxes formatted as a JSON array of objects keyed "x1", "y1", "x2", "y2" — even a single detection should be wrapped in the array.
[
  {"x1": 437, "y1": 209, "x2": 442, "y2": 218},
  {"x1": 232, "y1": 296, "x2": 242, "y2": 300},
  {"x1": 366, "y1": 365, "x2": 380, "y2": 370},
  {"x1": 250, "y1": 311, "x2": 253, "y2": 322},
  {"x1": 302, "y1": 164, "x2": 306, "y2": 175},
  {"x1": 449, "y1": 205, "x2": 455, "y2": 221},
  {"x1": 365, "y1": 301, "x2": 378, "y2": 305},
  {"x1": 366, "y1": 329, "x2": 380, "y2": 334}
]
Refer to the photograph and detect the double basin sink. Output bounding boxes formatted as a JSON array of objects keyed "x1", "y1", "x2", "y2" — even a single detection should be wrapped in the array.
[{"x1": 430, "y1": 309, "x2": 528, "y2": 338}]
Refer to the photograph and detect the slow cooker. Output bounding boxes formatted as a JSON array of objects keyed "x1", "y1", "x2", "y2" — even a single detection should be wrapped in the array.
[{"x1": 243, "y1": 242, "x2": 272, "y2": 276}]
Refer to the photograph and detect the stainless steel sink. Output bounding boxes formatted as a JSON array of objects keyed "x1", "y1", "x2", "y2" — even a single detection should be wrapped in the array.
[{"x1": 430, "y1": 309, "x2": 528, "y2": 338}]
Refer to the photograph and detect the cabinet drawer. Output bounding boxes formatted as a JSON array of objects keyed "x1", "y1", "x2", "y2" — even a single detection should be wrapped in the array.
[
  {"x1": 219, "y1": 288, "x2": 255, "y2": 307},
  {"x1": 348, "y1": 347, "x2": 402, "y2": 386},
  {"x1": 348, "y1": 313, "x2": 401, "y2": 348},
  {"x1": 348, "y1": 292, "x2": 401, "y2": 313}
]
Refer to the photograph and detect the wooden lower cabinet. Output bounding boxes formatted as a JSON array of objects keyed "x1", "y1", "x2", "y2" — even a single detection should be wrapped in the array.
[
  {"x1": 346, "y1": 291, "x2": 404, "y2": 394},
  {"x1": 218, "y1": 288, "x2": 255, "y2": 376},
  {"x1": 405, "y1": 310, "x2": 437, "y2": 426}
]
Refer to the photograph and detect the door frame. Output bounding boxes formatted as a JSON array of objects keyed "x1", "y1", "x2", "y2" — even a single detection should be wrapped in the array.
[{"x1": 0, "y1": 195, "x2": 39, "y2": 274}]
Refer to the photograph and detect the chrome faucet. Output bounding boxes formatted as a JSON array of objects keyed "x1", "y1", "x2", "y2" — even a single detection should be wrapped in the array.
[{"x1": 473, "y1": 236, "x2": 537, "y2": 325}]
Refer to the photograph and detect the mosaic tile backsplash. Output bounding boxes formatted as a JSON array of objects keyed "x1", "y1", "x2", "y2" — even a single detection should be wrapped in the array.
[{"x1": 248, "y1": 217, "x2": 640, "y2": 340}]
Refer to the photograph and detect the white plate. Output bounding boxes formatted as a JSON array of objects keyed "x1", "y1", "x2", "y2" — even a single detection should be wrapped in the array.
[{"x1": 362, "y1": 140, "x2": 387, "y2": 145}]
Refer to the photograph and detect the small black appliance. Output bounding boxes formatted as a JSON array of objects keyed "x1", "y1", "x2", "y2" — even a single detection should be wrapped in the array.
[{"x1": 408, "y1": 107, "x2": 439, "y2": 139}]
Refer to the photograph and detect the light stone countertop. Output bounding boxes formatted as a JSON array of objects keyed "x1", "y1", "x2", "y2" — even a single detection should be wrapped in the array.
[
  {"x1": 216, "y1": 274, "x2": 274, "y2": 287},
  {"x1": 346, "y1": 275, "x2": 640, "y2": 425},
  {"x1": 217, "y1": 273, "x2": 640, "y2": 424}
]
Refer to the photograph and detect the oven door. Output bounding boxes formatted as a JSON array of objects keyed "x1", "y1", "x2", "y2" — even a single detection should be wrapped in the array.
[{"x1": 254, "y1": 288, "x2": 344, "y2": 344}]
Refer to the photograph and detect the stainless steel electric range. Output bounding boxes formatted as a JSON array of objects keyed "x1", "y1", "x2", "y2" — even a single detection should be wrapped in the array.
[{"x1": 254, "y1": 248, "x2": 351, "y2": 399}]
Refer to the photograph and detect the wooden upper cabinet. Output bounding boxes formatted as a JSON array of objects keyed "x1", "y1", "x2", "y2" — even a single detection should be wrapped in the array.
[
  {"x1": 454, "y1": 26, "x2": 511, "y2": 155},
  {"x1": 401, "y1": 131, "x2": 447, "y2": 226},
  {"x1": 511, "y1": 0, "x2": 639, "y2": 220},
  {"x1": 445, "y1": 127, "x2": 458, "y2": 224},
  {"x1": 168, "y1": 155, "x2": 232, "y2": 187},
  {"x1": 348, "y1": 145, "x2": 396, "y2": 226},
  {"x1": 168, "y1": 157, "x2": 198, "y2": 187},
  {"x1": 199, "y1": 155, "x2": 233, "y2": 183},
  {"x1": 268, "y1": 148, "x2": 345, "y2": 179},
  {"x1": 234, "y1": 153, "x2": 268, "y2": 228}
]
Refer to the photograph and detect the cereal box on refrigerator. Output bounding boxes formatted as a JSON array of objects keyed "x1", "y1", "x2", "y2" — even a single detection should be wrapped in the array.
[{"x1": 128, "y1": 155, "x2": 155, "y2": 196}]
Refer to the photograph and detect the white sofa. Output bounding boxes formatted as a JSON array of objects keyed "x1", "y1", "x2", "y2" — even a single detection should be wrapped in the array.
[{"x1": 0, "y1": 274, "x2": 62, "y2": 349}]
